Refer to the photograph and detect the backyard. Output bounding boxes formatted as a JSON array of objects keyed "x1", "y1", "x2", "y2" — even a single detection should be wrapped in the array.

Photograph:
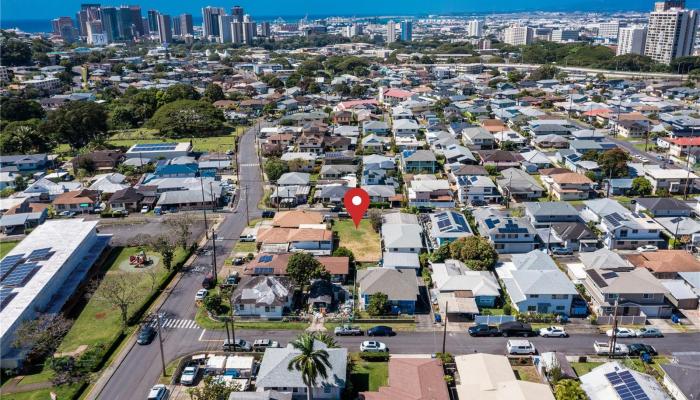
[
  {"x1": 348, "y1": 353, "x2": 389, "y2": 395},
  {"x1": 332, "y1": 220, "x2": 381, "y2": 262}
]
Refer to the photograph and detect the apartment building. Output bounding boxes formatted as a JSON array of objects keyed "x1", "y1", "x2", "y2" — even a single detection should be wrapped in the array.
[
  {"x1": 617, "y1": 26, "x2": 647, "y2": 56},
  {"x1": 644, "y1": 3, "x2": 698, "y2": 64},
  {"x1": 503, "y1": 25, "x2": 533, "y2": 46}
]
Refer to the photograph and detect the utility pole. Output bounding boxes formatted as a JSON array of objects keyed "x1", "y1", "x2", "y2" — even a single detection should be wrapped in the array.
[
  {"x1": 442, "y1": 302, "x2": 448, "y2": 355},
  {"x1": 211, "y1": 230, "x2": 218, "y2": 283},
  {"x1": 609, "y1": 299, "x2": 619, "y2": 359},
  {"x1": 199, "y1": 176, "x2": 209, "y2": 239},
  {"x1": 155, "y1": 313, "x2": 166, "y2": 377}
]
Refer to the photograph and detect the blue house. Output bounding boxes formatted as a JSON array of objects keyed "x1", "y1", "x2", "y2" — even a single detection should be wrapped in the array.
[
  {"x1": 401, "y1": 150, "x2": 437, "y2": 173},
  {"x1": 357, "y1": 268, "x2": 419, "y2": 315}
]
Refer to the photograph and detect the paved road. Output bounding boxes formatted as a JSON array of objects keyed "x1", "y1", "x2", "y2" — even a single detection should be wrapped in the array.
[{"x1": 96, "y1": 122, "x2": 268, "y2": 399}]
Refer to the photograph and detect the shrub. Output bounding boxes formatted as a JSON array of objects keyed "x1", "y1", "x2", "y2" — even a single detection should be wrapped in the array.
[{"x1": 359, "y1": 352, "x2": 390, "y2": 362}]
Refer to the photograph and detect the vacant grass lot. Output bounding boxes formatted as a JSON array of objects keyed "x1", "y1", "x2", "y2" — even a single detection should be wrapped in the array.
[
  {"x1": 571, "y1": 361, "x2": 604, "y2": 377},
  {"x1": 2, "y1": 384, "x2": 81, "y2": 400},
  {"x1": 332, "y1": 220, "x2": 381, "y2": 262},
  {"x1": 348, "y1": 353, "x2": 389, "y2": 394},
  {"x1": 106, "y1": 126, "x2": 246, "y2": 153}
]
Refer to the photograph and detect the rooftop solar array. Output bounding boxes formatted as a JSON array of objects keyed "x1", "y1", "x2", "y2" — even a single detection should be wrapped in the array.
[
  {"x1": 434, "y1": 211, "x2": 470, "y2": 233},
  {"x1": 254, "y1": 267, "x2": 274, "y2": 274},
  {"x1": 132, "y1": 143, "x2": 178, "y2": 151},
  {"x1": 605, "y1": 212, "x2": 628, "y2": 228},
  {"x1": 0, "y1": 254, "x2": 24, "y2": 279},
  {"x1": 0, "y1": 286, "x2": 16, "y2": 310},
  {"x1": 605, "y1": 370, "x2": 650, "y2": 400},
  {"x1": 28, "y1": 248, "x2": 53, "y2": 261},
  {"x1": 0, "y1": 247, "x2": 55, "y2": 290},
  {"x1": 2, "y1": 262, "x2": 40, "y2": 287},
  {"x1": 258, "y1": 255, "x2": 273, "y2": 263}
]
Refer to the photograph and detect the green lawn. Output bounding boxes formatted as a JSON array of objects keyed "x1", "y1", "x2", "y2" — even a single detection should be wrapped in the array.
[
  {"x1": 571, "y1": 362, "x2": 604, "y2": 377},
  {"x1": 512, "y1": 365, "x2": 541, "y2": 383},
  {"x1": 1, "y1": 384, "x2": 81, "y2": 400},
  {"x1": 106, "y1": 126, "x2": 246, "y2": 153},
  {"x1": 348, "y1": 354, "x2": 389, "y2": 394},
  {"x1": 0, "y1": 240, "x2": 19, "y2": 259},
  {"x1": 16, "y1": 370, "x2": 54, "y2": 386},
  {"x1": 480, "y1": 307, "x2": 505, "y2": 316},
  {"x1": 232, "y1": 241, "x2": 257, "y2": 254},
  {"x1": 332, "y1": 220, "x2": 381, "y2": 262}
]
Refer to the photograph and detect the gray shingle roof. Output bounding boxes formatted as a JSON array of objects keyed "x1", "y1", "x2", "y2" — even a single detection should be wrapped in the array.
[
  {"x1": 357, "y1": 267, "x2": 419, "y2": 301},
  {"x1": 256, "y1": 341, "x2": 347, "y2": 390}
]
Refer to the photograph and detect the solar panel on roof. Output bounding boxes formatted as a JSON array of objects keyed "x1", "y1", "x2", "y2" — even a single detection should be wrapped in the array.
[
  {"x1": 606, "y1": 370, "x2": 650, "y2": 400},
  {"x1": 28, "y1": 248, "x2": 53, "y2": 261},
  {"x1": 258, "y1": 255, "x2": 273, "y2": 263},
  {"x1": 0, "y1": 254, "x2": 24, "y2": 278},
  {"x1": 0, "y1": 286, "x2": 16, "y2": 310},
  {"x1": 1, "y1": 262, "x2": 40, "y2": 287},
  {"x1": 254, "y1": 267, "x2": 274, "y2": 274}
]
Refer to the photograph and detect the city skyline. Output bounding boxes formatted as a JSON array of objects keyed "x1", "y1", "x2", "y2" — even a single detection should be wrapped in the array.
[{"x1": 3, "y1": 0, "x2": 700, "y2": 26}]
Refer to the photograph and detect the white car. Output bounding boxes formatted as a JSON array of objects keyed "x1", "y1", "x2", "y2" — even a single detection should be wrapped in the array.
[
  {"x1": 636, "y1": 245, "x2": 659, "y2": 252},
  {"x1": 147, "y1": 384, "x2": 169, "y2": 400},
  {"x1": 195, "y1": 289, "x2": 208, "y2": 301},
  {"x1": 606, "y1": 327, "x2": 636, "y2": 338},
  {"x1": 539, "y1": 326, "x2": 568, "y2": 337},
  {"x1": 141, "y1": 205, "x2": 150, "y2": 213},
  {"x1": 360, "y1": 340, "x2": 388, "y2": 352},
  {"x1": 635, "y1": 327, "x2": 663, "y2": 338},
  {"x1": 180, "y1": 365, "x2": 198, "y2": 386}
]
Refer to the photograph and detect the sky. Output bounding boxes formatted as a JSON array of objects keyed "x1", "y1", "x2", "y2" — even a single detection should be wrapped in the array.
[{"x1": 2, "y1": 0, "x2": 698, "y2": 21}]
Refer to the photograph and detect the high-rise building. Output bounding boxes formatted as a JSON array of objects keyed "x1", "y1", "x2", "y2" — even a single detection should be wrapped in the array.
[
  {"x1": 504, "y1": 25, "x2": 533, "y2": 45},
  {"x1": 173, "y1": 17, "x2": 181, "y2": 36},
  {"x1": 178, "y1": 14, "x2": 194, "y2": 36},
  {"x1": 218, "y1": 14, "x2": 234, "y2": 43},
  {"x1": 243, "y1": 14, "x2": 256, "y2": 44},
  {"x1": 231, "y1": 5, "x2": 244, "y2": 23},
  {"x1": 52, "y1": 17, "x2": 77, "y2": 43},
  {"x1": 617, "y1": 26, "x2": 647, "y2": 55},
  {"x1": 260, "y1": 21, "x2": 271, "y2": 37},
  {"x1": 157, "y1": 14, "x2": 172, "y2": 44},
  {"x1": 77, "y1": 3, "x2": 101, "y2": 37},
  {"x1": 644, "y1": 2, "x2": 698, "y2": 64},
  {"x1": 86, "y1": 20, "x2": 107, "y2": 45},
  {"x1": 202, "y1": 6, "x2": 225, "y2": 40},
  {"x1": 598, "y1": 20, "x2": 620, "y2": 40},
  {"x1": 400, "y1": 20, "x2": 413, "y2": 41},
  {"x1": 147, "y1": 10, "x2": 159, "y2": 33},
  {"x1": 343, "y1": 23, "x2": 362, "y2": 38},
  {"x1": 129, "y1": 6, "x2": 144, "y2": 37},
  {"x1": 551, "y1": 29, "x2": 579, "y2": 43},
  {"x1": 467, "y1": 19, "x2": 484, "y2": 37},
  {"x1": 655, "y1": 0, "x2": 686, "y2": 11},
  {"x1": 386, "y1": 20, "x2": 396, "y2": 44},
  {"x1": 100, "y1": 7, "x2": 119, "y2": 42},
  {"x1": 231, "y1": 21, "x2": 244, "y2": 43}
]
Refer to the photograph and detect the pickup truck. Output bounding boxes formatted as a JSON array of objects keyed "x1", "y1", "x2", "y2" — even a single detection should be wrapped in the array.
[
  {"x1": 334, "y1": 325, "x2": 364, "y2": 336},
  {"x1": 593, "y1": 341, "x2": 629, "y2": 355}
]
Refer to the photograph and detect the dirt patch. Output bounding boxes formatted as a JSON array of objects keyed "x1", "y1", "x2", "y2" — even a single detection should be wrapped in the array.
[
  {"x1": 94, "y1": 312, "x2": 106, "y2": 319},
  {"x1": 54, "y1": 344, "x2": 88, "y2": 358}
]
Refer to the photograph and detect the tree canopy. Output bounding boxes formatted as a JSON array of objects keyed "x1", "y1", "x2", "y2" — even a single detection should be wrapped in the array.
[
  {"x1": 631, "y1": 176, "x2": 653, "y2": 196},
  {"x1": 597, "y1": 148, "x2": 630, "y2": 178},
  {"x1": 0, "y1": 97, "x2": 45, "y2": 126},
  {"x1": 1, "y1": 119, "x2": 54, "y2": 154},
  {"x1": 146, "y1": 100, "x2": 226, "y2": 138},
  {"x1": 448, "y1": 236, "x2": 498, "y2": 271},
  {"x1": 286, "y1": 253, "x2": 330, "y2": 292},
  {"x1": 42, "y1": 101, "x2": 109, "y2": 149},
  {"x1": 264, "y1": 157, "x2": 289, "y2": 182},
  {"x1": 366, "y1": 292, "x2": 391, "y2": 316},
  {"x1": 0, "y1": 35, "x2": 32, "y2": 66}
]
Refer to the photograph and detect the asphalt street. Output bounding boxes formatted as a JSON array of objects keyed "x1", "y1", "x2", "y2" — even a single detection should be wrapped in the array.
[{"x1": 96, "y1": 122, "x2": 268, "y2": 400}]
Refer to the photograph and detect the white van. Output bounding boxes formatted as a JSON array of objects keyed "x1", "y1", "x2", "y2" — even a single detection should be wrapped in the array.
[{"x1": 506, "y1": 339, "x2": 536, "y2": 355}]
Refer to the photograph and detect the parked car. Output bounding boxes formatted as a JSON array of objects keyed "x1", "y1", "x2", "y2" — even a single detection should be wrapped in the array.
[
  {"x1": 59, "y1": 211, "x2": 76, "y2": 217},
  {"x1": 470, "y1": 199, "x2": 486, "y2": 207},
  {"x1": 334, "y1": 325, "x2": 364, "y2": 336},
  {"x1": 195, "y1": 289, "x2": 208, "y2": 301},
  {"x1": 360, "y1": 341, "x2": 388, "y2": 352},
  {"x1": 253, "y1": 339, "x2": 280, "y2": 352},
  {"x1": 498, "y1": 321, "x2": 536, "y2": 337},
  {"x1": 550, "y1": 247, "x2": 573, "y2": 255},
  {"x1": 594, "y1": 341, "x2": 629, "y2": 355},
  {"x1": 539, "y1": 326, "x2": 568, "y2": 338},
  {"x1": 606, "y1": 327, "x2": 636, "y2": 338},
  {"x1": 137, "y1": 326, "x2": 157, "y2": 345},
  {"x1": 233, "y1": 257, "x2": 244, "y2": 266},
  {"x1": 141, "y1": 205, "x2": 150, "y2": 214},
  {"x1": 179, "y1": 365, "x2": 199, "y2": 386},
  {"x1": 261, "y1": 210, "x2": 276, "y2": 218},
  {"x1": 367, "y1": 326, "x2": 395, "y2": 337},
  {"x1": 147, "y1": 384, "x2": 168, "y2": 400},
  {"x1": 628, "y1": 343, "x2": 658, "y2": 356},
  {"x1": 506, "y1": 340, "x2": 536, "y2": 355},
  {"x1": 636, "y1": 245, "x2": 659, "y2": 253},
  {"x1": 468, "y1": 324, "x2": 499, "y2": 337},
  {"x1": 222, "y1": 338, "x2": 251, "y2": 352},
  {"x1": 201, "y1": 275, "x2": 215, "y2": 289},
  {"x1": 635, "y1": 327, "x2": 663, "y2": 338},
  {"x1": 226, "y1": 272, "x2": 240, "y2": 285}
]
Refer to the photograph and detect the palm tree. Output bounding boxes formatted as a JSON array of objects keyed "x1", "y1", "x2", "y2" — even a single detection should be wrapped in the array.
[
  {"x1": 287, "y1": 333, "x2": 332, "y2": 400},
  {"x1": 312, "y1": 332, "x2": 338, "y2": 348}
]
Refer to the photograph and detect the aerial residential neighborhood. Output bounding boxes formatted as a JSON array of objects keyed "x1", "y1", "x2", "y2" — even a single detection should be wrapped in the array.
[{"x1": 2, "y1": 1, "x2": 700, "y2": 399}]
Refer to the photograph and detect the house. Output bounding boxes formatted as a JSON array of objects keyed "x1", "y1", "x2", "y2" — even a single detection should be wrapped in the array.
[
  {"x1": 455, "y1": 175, "x2": 500, "y2": 205},
  {"x1": 643, "y1": 166, "x2": 699, "y2": 195},
  {"x1": 256, "y1": 341, "x2": 347, "y2": 399},
  {"x1": 363, "y1": 120, "x2": 390, "y2": 136},
  {"x1": 363, "y1": 155, "x2": 396, "y2": 171},
  {"x1": 244, "y1": 253, "x2": 349, "y2": 283},
  {"x1": 462, "y1": 127, "x2": 495, "y2": 150},
  {"x1": 401, "y1": 150, "x2": 437, "y2": 173},
  {"x1": 357, "y1": 268, "x2": 419, "y2": 315},
  {"x1": 0, "y1": 204, "x2": 48, "y2": 234},
  {"x1": 88, "y1": 173, "x2": 129, "y2": 194},
  {"x1": 361, "y1": 134, "x2": 389, "y2": 154},
  {"x1": 609, "y1": 113, "x2": 651, "y2": 138},
  {"x1": 52, "y1": 189, "x2": 100, "y2": 213},
  {"x1": 381, "y1": 252, "x2": 421, "y2": 273},
  {"x1": 277, "y1": 172, "x2": 311, "y2": 186},
  {"x1": 524, "y1": 202, "x2": 580, "y2": 228},
  {"x1": 443, "y1": 145, "x2": 477, "y2": 165},
  {"x1": 580, "y1": 249, "x2": 672, "y2": 317},
  {"x1": 256, "y1": 228, "x2": 333, "y2": 255},
  {"x1": 361, "y1": 169, "x2": 397, "y2": 187},
  {"x1": 360, "y1": 358, "x2": 449, "y2": 400},
  {"x1": 626, "y1": 250, "x2": 700, "y2": 280},
  {"x1": 599, "y1": 211, "x2": 664, "y2": 250},
  {"x1": 581, "y1": 198, "x2": 630, "y2": 224},
  {"x1": 381, "y1": 223, "x2": 424, "y2": 254},
  {"x1": 656, "y1": 216, "x2": 700, "y2": 246},
  {"x1": 314, "y1": 184, "x2": 351, "y2": 206},
  {"x1": 431, "y1": 259, "x2": 500, "y2": 308},
  {"x1": 280, "y1": 153, "x2": 317, "y2": 172},
  {"x1": 108, "y1": 187, "x2": 145, "y2": 212},
  {"x1": 270, "y1": 185, "x2": 310, "y2": 207},
  {"x1": 496, "y1": 168, "x2": 545, "y2": 200},
  {"x1": 476, "y1": 150, "x2": 524, "y2": 171},
  {"x1": 155, "y1": 188, "x2": 220, "y2": 211},
  {"x1": 661, "y1": 352, "x2": 700, "y2": 400},
  {"x1": 533, "y1": 134, "x2": 569, "y2": 149},
  {"x1": 71, "y1": 150, "x2": 124, "y2": 171},
  {"x1": 0, "y1": 154, "x2": 49, "y2": 172},
  {"x1": 320, "y1": 164, "x2": 357, "y2": 180},
  {"x1": 392, "y1": 119, "x2": 421, "y2": 137},
  {"x1": 272, "y1": 210, "x2": 325, "y2": 228},
  {"x1": 520, "y1": 150, "x2": 552, "y2": 170},
  {"x1": 541, "y1": 171, "x2": 595, "y2": 201},
  {"x1": 231, "y1": 276, "x2": 294, "y2": 318},
  {"x1": 664, "y1": 136, "x2": 700, "y2": 157},
  {"x1": 547, "y1": 222, "x2": 598, "y2": 252},
  {"x1": 427, "y1": 211, "x2": 473, "y2": 246},
  {"x1": 455, "y1": 354, "x2": 555, "y2": 400},
  {"x1": 499, "y1": 254, "x2": 577, "y2": 315},
  {"x1": 362, "y1": 185, "x2": 396, "y2": 204},
  {"x1": 407, "y1": 178, "x2": 454, "y2": 209},
  {"x1": 580, "y1": 362, "x2": 670, "y2": 400},
  {"x1": 634, "y1": 197, "x2": 693, "y2": 217},
  {"x1": 474, "y1": 209, "x2": 538, "y2": 253}
]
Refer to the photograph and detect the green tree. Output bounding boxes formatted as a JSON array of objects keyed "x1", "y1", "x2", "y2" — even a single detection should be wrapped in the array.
[
  {"x1": 264, "y1": 157, "x2": 289, "y2": 181},
  {"x1": 554, "y1": 379, "x2": 587, "y2": 400},
  {"x1": 598, "y1": 148, "x2": 630, "y2": 178},
  {"x1": 42, "y1": 102, "x2": 109, "y2": 149},
  {"x1": 0, "y1": 98, "x2": 45, "y2": 125},
  {"x1": 366, "y1": 292, "x2": 391, "y2": 316},
  {"x1": 1, "y1": 119, "x2": 53, "y2": 154},
  {"x1": 332, "y1": 247, "x2": 355, "y2": 265},
  {"x1": 203, "y1": 83, "x2": 225, "y2": 102},
  {"x1": 631, "y1": 176, "x2": 653, "y2": 197},
  {"x1": 485, "y1": 165, "x2": 499, "y2": 176},
  {"x1": 0, "y1": 37, "x2": 32, "y2": 66},
  {"x1": 159, "y1": 83, "x2": 200, "y2": 105},
  {"x1": 203, "y1": 294, "x2": 223, "y2": 314},
  {"x1": 448, "y1": 236, "x2": 498, "y2": 271},
  {"x1": 367, "y1": 209, "x2": 383, "y2": 232},
  {"x1": 187, "y1": 375, "x2": 240, "y2": 400},
  {"x1": 312, "y1": 331, "x2": 338, "y2": 348},
  {"x1": 431, "y1": 243, "x2": 451, "y2": 263},
  {"x1": 286, "y1": 253, "x2": 330, "y2": 293},
  {"x1": 287, "y1": 333, "x2": 332, "y2": 400},
  {"x1": 529, "y1": 65, "x2": 559, "y2": 81},
  {"x1": 146, "y1": 100, "x2": 225, "y2": 138},
  {"x1": 13, "y1": 175, "x2": 27, "y2": 191},
  {"x1": 150, "y1": 235, "x2": 176, "y2": 271}
]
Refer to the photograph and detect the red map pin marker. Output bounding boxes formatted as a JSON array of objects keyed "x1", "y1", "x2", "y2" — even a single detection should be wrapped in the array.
[{"x1": 343, "y1": 188, "x2": 370, "y2": 228}]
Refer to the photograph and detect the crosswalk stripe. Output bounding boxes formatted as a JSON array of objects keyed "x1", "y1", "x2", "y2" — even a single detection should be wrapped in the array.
[{"x1": 147, "y1": 318, "x2": 200, "y2": 329}]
